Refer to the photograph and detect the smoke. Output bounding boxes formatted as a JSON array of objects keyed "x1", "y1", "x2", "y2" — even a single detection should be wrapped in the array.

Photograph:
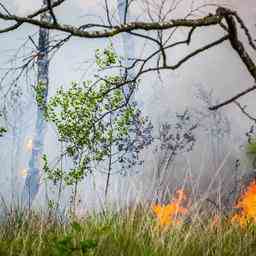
[
  {"x1": 13, "y1": 0, "x2": 101, "y2": 15},
  {"x1": 13, "y1": 0, "x2": 41, "y2": 15},
  {"x1": 0, "y1": 0, "x2": 255, "y2": 212},
  {"x1": 75, "y1": 0, "x2": 115, "y2": 10}
]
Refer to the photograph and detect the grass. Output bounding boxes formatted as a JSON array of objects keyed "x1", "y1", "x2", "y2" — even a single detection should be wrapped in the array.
[{"x1": 0, "y1": 204, "x2": 256, "y2": 256}]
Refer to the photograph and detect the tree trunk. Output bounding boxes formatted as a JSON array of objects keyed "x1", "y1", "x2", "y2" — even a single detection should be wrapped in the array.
[{"x1": 22, "y1": 0, "x2": 50, "y2": 208}]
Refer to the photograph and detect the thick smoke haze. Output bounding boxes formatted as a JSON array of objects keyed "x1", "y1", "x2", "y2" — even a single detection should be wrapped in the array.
[{"x1": 0, "y1": 0, "x2": 255, "y2": 212}]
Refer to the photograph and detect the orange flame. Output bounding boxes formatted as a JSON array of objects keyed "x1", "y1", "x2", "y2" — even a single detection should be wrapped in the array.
[
  {"x1": 231, "y1": 181, "x2": 256, "y2": 226},
  {"x1": 20, "y1": 168, "x2": 28, "y2": 178},
  {"x1": 152, "y1": 189, "x2": 188, "y2": 228},
  {"x1": 26, "y1": 138, "x2": 33, "y2": 151},
  {"x1": 209, "y1": 214, "x2": 221, "y2": 229}
]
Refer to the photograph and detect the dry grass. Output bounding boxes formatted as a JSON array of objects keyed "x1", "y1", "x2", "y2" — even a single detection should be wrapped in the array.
[{"x1": 0, "y1": 202, "x2": 256, "y2": 256}]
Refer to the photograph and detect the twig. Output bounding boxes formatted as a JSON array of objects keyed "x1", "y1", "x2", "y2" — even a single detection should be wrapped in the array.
[
  {"x1": 46, "y1": 0, "x2": 58, "y2": 24},
  {"x1": 234, "y1": 101, "x2": 256, "y2": 123},
  {"x1": 209, "y1": 85, "x2": 256, "y2": 111}
]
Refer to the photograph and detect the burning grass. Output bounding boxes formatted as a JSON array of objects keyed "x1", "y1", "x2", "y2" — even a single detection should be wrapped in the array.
[
  {"x1": 0, "y1": 194, "x2": 256, "y2": 256},
  {"x1": 231, "y1": 181, "x2": 256, "y2": 227},
  {"x1": 0, "y1": 208, "x2": 256, "y2": 256},
  {"x1": 152, "y1": 189, "x2": 189, "y2": 227},
  {"x1": 1, "y1": 185, "x2": 256, "y2": 255}
]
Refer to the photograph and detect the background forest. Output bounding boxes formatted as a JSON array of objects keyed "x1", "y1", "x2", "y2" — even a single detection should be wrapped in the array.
[{"x1": 0, "y1": 0, "x2": 256, "y2": 255}]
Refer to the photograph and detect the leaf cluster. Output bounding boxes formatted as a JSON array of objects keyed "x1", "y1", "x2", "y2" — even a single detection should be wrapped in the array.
[{"x1": 43, "y1": 47, "x2": 153, "y2": 186}]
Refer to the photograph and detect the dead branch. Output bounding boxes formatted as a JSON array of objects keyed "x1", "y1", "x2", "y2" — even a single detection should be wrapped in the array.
[
  {"x1": 209, "y1": 85, "x2": 256, "y2": 111},
  {"x1": 0, "y1": 4, "x2": 255, "y2": 113},
  {"x1": 0, "y1": 0, "x2": 65, "y2": 33},
  {"x1": 0, "y1": 12, "x2": 222, "y2": 38},
  {"x1": 234, "y1": 101, "x2": 256, "y2": 123}
]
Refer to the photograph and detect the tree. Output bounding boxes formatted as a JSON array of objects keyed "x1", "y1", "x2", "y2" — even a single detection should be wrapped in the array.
[
  {"x1": 0, "y1": 2, "x2": 254, "y2": 111},
  {"x1": 0, "y1": 0, "x2": 256, "y2": 207},
  {"x1": 21, "y1": 0, "x2": 51, "y2": 208},
  {"x1": 154, "y1": 109, "x2": 197, "y2": 201},
  {"x1": 42, "y1": 47, "x2": 153, "y2": 211},
  {"x1": 0, "y1": 1, "x2": 255, "y2": 110}
]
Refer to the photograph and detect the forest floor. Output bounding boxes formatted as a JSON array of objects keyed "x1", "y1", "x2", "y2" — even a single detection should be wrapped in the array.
[{"x1": 0, "y1": 202, "x2": 256, "y2": 256}]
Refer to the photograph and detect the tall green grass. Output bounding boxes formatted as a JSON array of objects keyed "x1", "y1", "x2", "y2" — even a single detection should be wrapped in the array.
[{"x1": 0, "y1": 204, "x2": 256, "y2": 256}]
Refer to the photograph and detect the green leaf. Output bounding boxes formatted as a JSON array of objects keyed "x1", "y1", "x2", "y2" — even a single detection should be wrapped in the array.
[
  {"x1": 71, "y1": 221, "x2": 82, "y2": 232},
  {"x1": 80, "y1": 239, "x2": 97, "y2": 253}
]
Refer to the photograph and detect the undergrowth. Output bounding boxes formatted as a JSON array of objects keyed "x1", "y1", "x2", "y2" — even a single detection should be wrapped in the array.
[{"x1": 0, "y1": 205, "x2": 256, "y2": 256}]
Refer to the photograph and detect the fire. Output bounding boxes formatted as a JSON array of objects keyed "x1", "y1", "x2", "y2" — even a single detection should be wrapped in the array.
[
  {"x1": 231, "y1": 180, "x2": 256, "y2": 226},
  {"x1": 152, "y1": 189, "x2": 188, "y2": 228},
  {"x1": 20, "y1": 168, "x2": 28, "y2": 178},
  {"x1": 26, "y1": 138, "x2": 33, "y2": 151},
  {"x1": 209, "y1": 214, "x2": 221, "y2": 229}
]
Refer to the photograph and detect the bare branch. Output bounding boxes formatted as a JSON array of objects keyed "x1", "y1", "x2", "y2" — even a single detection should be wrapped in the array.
[
  {"x1": 27, "y1": 0, "x2": 65, "y2": 18},
  {"x1": 138, "y1": 35, "x2": 229, "y2": 76},
  {"x1": 46, "y1": 0, "x2": 58, "y2": 24},
  {"x1": 223, "y1": 10, "x2": 256, "y2": 80},
  {"x1": 209, "y1": 84, "x2": 256, "y2": 111},
  {"x1": 234, "y1": 101, "x2": 256, "y2": 123},
  {"x1": 0, "y1": 2, "x2": 11, "y2": 15},
  {"x1": 0, "y1": 12, "x2": 222, "y2": 38},
  {"x1": 104, "y1": 0, "x2": 112, "y2": 26},
  {"x1": 28, "y1": 36, "x2": 39, "y2": 50},
  {"x1": 0, "y1": 0, "x2": 65, "y2": 33},
  {"x1": 0, "y1": 4, "x2": 255, "y2": 114},
  {"x1": 209, "y1": 8, "x2": 256, "y2": 110},
  {"x1": 235, "y1": 15, "x2": 256, "y2": 51}
]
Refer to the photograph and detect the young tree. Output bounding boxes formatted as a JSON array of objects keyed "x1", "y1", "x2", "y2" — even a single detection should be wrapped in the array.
[
  {"x1": 42, "y1": 47, "x2": 153, "y2": 210},
  {"x1": 154, "y1": 109, "x2": 197, "y2": 201}
]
